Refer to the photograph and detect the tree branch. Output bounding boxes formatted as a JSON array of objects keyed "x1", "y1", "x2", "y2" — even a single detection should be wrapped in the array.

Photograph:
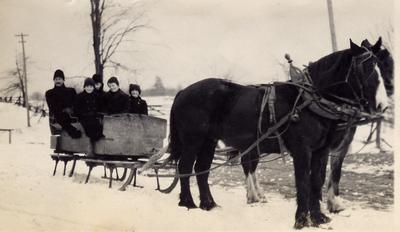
[{"x1": 103, "y1": 23, "x2": 147, "y2": 64}]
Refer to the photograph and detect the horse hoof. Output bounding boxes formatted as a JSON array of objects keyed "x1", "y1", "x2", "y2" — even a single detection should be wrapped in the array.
[
  {"x1": 310, "y1": 212, "x2": 331, "y2": 227},
  {"x1": 178, "y1": 199, "x2": 198, "y2": 209},
  {"x1": 329, "y1": 208, "x2": 344, "y2": 214},
  {"x1": 327, "y1": 198, "x2": 345, "y2": 213},
  {"x1": 178, "y1": 201, "x2": 198, "y2": 209},
  {"x1": 294, "y1": 213, "x2": 309, "y2": 230},
  {"x1": 247, "y1": 196, "x2": 262, "y2": 204},
  {"x1": 200, "y1": 200, "x2": 218, "y2": 211},
  {"x1": 258, "y1": 195, "x2": 268, "y2": 203}
]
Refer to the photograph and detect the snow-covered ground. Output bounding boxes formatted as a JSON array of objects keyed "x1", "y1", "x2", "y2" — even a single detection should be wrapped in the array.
[{"x1": 0, "y1": 102, "x2": 397, "y2": 231}]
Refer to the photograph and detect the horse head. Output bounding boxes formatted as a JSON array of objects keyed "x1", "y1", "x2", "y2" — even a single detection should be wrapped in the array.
[
  {"x1": 362, "y1": 38, "x2": 394, "y2": 97},
  {"x1": 350, "y1": 38, "x2": 384, "y2": 113},
  {"x1": 309, "y1": 38, "x2": 382, "y2": 114}
]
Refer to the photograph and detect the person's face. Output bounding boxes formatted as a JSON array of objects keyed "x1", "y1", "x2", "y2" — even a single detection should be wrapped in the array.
[
  {"x1": 85, "y1": 85, "x2": 94, "y2": 93},
  {"x1": 95, "y1": 82, "x2": 102, "y2": 90},
  {"x1": 54, "y1": 77, "x2": 64, "y2": 87},
  {"x1": 131, "y1": 90, "x2": 140, "y2": 98},
  {"x1": 108, "y1": 83, "x2": 119, "y2": 92}
]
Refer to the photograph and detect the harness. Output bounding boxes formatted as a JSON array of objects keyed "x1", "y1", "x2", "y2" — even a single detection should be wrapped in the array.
[
  {"x1": 257, "y1": 85, "x2": 290, "y2": 163},
  {"x1": 254, "y1": 52, "x2": 382, "y2": 158},
  {"x1": 284, "y1": 52, "x2": 382, "y2": 127}
]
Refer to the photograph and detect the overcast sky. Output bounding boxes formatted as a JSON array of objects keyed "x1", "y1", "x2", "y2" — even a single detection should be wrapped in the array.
[{"x1": 0, "y1": 0, "x2": 394, "y2": 93}]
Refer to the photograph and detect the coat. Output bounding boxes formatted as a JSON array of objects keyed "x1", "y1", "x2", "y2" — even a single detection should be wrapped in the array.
[
  {"x1": 103, "y1": 89, "x2": 130, "y2": 114},
  {"x1": 128, "y1": 96, "x2": 148, "y2": 115},
  {"x1": 94, "y1": 88, "x2": 106, "y2": 112},
  {"x1": 74, "y1": 91, "x2": 102, "y2": 118},
  {"x1": 45, "y1": 85, "x2": 81, "y2": 138},
  {"x1": 45, "y1": 85, "x2": 76, "y2": 116},
  {"x1": 74, "y1": 91, "x2": 103, "y2": 141}
]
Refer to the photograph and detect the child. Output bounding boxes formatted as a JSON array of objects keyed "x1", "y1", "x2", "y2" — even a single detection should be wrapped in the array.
[
  {"x1": 103, "y1": 76, "x2": 129, "y2": 114},
  {"x1": 74, "y1": 78, "x2": 104, "y2": 142},
  {"x1": 128, "y1": 84, "x2": 148, "y2": 115}
]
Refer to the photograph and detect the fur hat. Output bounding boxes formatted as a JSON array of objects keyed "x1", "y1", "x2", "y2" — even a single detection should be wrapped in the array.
[
  {"x1": 53, "y1": 69, "x2": 65, "y2": 80},
  {"x1": 92, "y1": 74, "x2": 103, "y2": 84},
  {"x1": 83, "y1": 78, "x2": 95, "y2": 88},
  {"x1": 107, "y1": 76, "x2": 119, "y2": 86},
  {"x1": 129, "y1": 84, "x2": 141, "y2": 95}
]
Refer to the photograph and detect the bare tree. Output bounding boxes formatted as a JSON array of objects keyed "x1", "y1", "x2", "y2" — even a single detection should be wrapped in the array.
[
  {"x1": 1, "y1": 57, "x2": 27, "y2": 106},
  {"x1": 90, "y1": 0, "x2": 148, "y2": 81}
]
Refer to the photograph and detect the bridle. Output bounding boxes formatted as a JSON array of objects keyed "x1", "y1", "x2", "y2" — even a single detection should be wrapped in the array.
[{"x1": 319, "y1": 48, "x2": 378, "y2": 111}]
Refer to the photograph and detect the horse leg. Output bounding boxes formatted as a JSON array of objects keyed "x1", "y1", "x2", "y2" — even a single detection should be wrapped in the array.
[
  {"x1": 241, "y1": 153, "x2": 260, "y2": 204},
  {"x1": 327, "y1": 149, "x2": 346, "y2": 213},
  {"x1": 309, "y1": 149, "x2": 331, "y2": 227},
  {"x1": 251, "y1": 173, "x2": 267, "y2": 202},
  {"x1": 327, "y1": 128, "x2": 355, "y2": 213},
  {"x1": 194, "y1": 139, "x2": 218, "y2": 210},
  {"x1": 250, "y1": 153, "x2": 266, "y2": 202},
  {"x1": 292, "y1": 150, "x2": 312, "y2": 229},
  {"x1": 178, "y1": 145, "x2": 199, "y2": 209}
]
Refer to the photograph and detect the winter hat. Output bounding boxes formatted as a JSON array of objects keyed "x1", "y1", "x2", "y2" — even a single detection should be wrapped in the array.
[
  {"x1": 83, "y1": 78, "x2": 95, "y2": 88},
  {"x1": 107, "y1": 76, "x2": 119, "y2": 86},
  {"x1": 129, "y1": 84, "x2": 141, "y2": 95},
  {"x1": 53, "y1": 69, "x2": 65, "y2": 80},
  {"x1": 92, "y1": 74, "x2": 103, "y2": 84}
]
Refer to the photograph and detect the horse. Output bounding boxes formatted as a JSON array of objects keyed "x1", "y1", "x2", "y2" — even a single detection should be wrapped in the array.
[
  {"x1": 166, "y1": 39, "x2": 383, "y2": 229},
  {"x1": 326, "y1": 39, "x2": 394, "y2": 213}
]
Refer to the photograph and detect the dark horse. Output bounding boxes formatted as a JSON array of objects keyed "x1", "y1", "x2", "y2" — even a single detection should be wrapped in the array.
[
  {"x1": 167, "y1": 39, "x2": 382, "y2": 229},
  {"x1": 326, "y1": 39, "x2": 394, "y2": 213}
]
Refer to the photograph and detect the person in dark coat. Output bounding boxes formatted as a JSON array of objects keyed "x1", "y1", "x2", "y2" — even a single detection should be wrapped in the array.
[
  {"x1": 103, "y1": 76, "x2": 129, "y2": 114},
  {"x1": 92, "y1": 74, "x2": 104, "y2": 92},
  {"x1": 45, "y1": 69, "x2": 81, "y2": 138},
  {"x1": 128, "y1": 84, "x2": 148, "y2": 115},
  {"x1": 92, "y1": 73, "x2": 105, "y2": 112},
  {"x1": 74, "y1": 78, "x2": 104, "y2": 142}
]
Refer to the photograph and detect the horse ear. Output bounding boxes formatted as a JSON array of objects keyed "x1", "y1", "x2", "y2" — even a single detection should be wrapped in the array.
[
  {"x1": 350, "y1": 39, "x2": 364, "y2": 55},
  {"x1": 361, "y1": 39, "x2": 372, "y2": 48},
  {"x1": 371, "y1": 37, "x2": 382, "y2": 54}
]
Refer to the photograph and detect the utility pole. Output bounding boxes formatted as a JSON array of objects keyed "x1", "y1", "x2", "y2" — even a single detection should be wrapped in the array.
[
  {"x1": 15, "y1": 33, "x2": 31, "y2": 127},
  {"x1": 326, "y1": 0, "x2": 338, "y2": 52}
]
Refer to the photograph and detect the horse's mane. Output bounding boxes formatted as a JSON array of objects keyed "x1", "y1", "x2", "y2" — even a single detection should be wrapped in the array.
[{"x1": 308, "y1": 49, "x2": 353, "y2": 89}]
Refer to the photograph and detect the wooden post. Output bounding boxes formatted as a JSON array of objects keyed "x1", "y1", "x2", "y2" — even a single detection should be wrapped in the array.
[
  {"x1": 376, "y1": 119, "x2": 382, "y2": 149},
  {"x1": 0, "y1": 129, "x2": 13, "y2": 144},
  {"x1": 326, "y1": 0, "x2": 338, "y2": 52}
]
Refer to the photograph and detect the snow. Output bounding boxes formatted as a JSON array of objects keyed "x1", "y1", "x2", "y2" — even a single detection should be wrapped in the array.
[{"x1": 0, "y1": 102, "x2": 397, "y2": 231}]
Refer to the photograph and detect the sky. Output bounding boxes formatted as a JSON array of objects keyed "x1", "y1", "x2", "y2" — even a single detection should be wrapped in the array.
[{"x1": 0, "y1": 0, "x2": 394, "y2": 94}]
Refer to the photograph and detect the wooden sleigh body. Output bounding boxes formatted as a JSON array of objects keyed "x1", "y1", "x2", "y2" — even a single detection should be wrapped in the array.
[{"x1": 49, "y1": 114, "x2": 174, "y2": 191}]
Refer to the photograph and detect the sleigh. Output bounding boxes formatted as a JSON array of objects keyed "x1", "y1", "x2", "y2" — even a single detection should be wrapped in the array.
[
  {"x1": 51, "y1": 114, "x2": 166, "y2": 157},
  {"x1": 49, "y1": 114, "x2": 175, "y2": 190}
]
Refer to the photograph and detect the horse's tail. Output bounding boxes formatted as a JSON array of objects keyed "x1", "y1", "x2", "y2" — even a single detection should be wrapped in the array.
[
  {"x1": 168, "y1": 91, "x2": 183, "y2": 162},
  {"x1": 139, "y1": 91, "x2": 182, "y2": 176}
]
